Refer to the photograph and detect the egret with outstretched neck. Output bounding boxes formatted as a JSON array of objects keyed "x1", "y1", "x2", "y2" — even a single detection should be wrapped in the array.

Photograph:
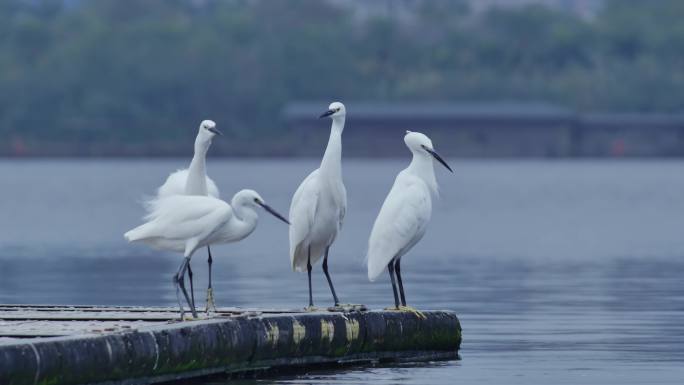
[
  {"x1": 126, "y1": 190, "x2": 289, "y2": 319},
  {"x1": 152, "y1": 119, "x2": 222, "y2": 312},
  {"x1": 289, "y1": 102, "x2": 347, "y2": 309},
  {"x1": 366, "y1": 131, "x2": 453, "y2": 314}
]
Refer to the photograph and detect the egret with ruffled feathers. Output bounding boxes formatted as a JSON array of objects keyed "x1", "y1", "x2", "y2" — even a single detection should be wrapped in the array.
[
  {"x1": 151, "y1": 119, "x2": 222, "y2": 311},
  {"x1": 126, "y1": 190, "x2": 289, "y2": 319}
]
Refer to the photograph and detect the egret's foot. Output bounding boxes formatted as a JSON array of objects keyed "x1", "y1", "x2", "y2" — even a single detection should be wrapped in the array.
[
  {"x1": 328, "y1": 303, "x2": 367, "y2": 312},
  {"x1": 304, "y1": 306, "x2": 320, "y2": 312},
  {"x1": 205, "y1": 288, "x2": 218, "y2": 313},
  {"x1": 397, "y1": 305, "x2": 427, "y2": 319},
  {"x1": 174, "y1": 311, "x2": 195, "y2": 322}
]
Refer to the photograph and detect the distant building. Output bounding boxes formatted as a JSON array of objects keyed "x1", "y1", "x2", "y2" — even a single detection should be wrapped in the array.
[
  {"x1": 468, "y1": 0, "x2": 603, "y2": 19},
  {"x1": 579, "y1": 113, "x2": 684, "y2": 157},
  {"x1": 328, "y1": 0, "x2": 604, "y2": 21},
  {"x1": 283, "y1": 101, "x2": 684, "y2": 157}
]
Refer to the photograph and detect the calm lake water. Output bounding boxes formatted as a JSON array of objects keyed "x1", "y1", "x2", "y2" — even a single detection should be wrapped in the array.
[{"x1": 0, "y1": 159, "x2": 683, "y2": 384}]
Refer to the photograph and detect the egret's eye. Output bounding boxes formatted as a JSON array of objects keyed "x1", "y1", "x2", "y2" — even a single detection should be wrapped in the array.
[{"x1": 253, "y1": 198, "x2": 259, "y2": 203}]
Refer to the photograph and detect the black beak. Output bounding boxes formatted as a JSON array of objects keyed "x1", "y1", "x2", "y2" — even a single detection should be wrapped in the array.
[
  {"x1": 208, "y1": 127, "x2": 223, "y2": 136},
  {"x1": 257, "y1": 201, "x2": 290, "y2": 224},
  {"x1": 422, "y1": 145, "x2": 453, "y2": 173},
  {"x1": 319, "y1": 109, "x2": 335, "y2": 119}
]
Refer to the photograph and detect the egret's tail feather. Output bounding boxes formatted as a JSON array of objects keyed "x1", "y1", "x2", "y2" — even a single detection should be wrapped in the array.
[
  {"x1": 290, "y1": 246, "x2": 306, "y2": 272},
  {"x1": 366, "y1": 247, "x2": 394, "y2": 282},
  {"x1": 124, "y1": 228, "x2": 141, "y2": 242},
  {"x1": 124, "y1": 223, "x2": 153, "y2": 242},
  {"x1": 142, "y1": 195, "x2": 183, "y2": 221},
  {"x1": 367, "y1": 255, "x2": 385, "y2": 282},
  {"x1": 140, "y1": 194, "x2": 158, "y2": 218},
  {"x1": 142, "y1": 196, "x2": 165, "y2": 221}
]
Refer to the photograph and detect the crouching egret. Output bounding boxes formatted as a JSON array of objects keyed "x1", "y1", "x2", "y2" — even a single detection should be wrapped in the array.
[
  {"x1": 289, "y1": 102, "x2": 347, "y2": 310},
  {"x1": 366, "y1": 131, "x2": 452, "y2": 314},
  {"x1": 151, "y1": 119, "x2": 223, "y2": 311},
  {"x1": 125, "y1": 190, "x2": 289, "y2": 319}
]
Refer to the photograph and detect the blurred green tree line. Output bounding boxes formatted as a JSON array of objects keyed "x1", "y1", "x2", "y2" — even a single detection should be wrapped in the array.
[{"x1": 1, "y1": 0, "x2": 683, "y2": 155}]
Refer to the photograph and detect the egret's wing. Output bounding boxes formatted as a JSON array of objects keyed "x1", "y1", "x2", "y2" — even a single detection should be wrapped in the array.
[
  {"x1": 366, "y1": 178, "x2": 431, "y2": 281},
  {"x1": 127, "y1": 195, "x2": 232, "y2": 245},
  {"x1": 155, "y1": 169, "x2": 189, "y2": 199},
  {"x1": 155, "y1": 169, "x2": 220, "y2": 198},
  {"x1": 338, "y1": 184, "x2": 347, "y2": 231},
  {"x1": 205, "y1": 175, "x2": 220, "y2": 198},
  {"x1": 146, "y1": 169, "x2": 220, "y2": 215},
  {"x1": 288, "y1": 169, "x2": 320, "y2": 271}
]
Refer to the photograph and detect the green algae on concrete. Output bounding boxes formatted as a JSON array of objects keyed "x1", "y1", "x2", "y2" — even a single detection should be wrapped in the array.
[{"x1": 0, "y1": 309, "x2": 461, "y2": 385}]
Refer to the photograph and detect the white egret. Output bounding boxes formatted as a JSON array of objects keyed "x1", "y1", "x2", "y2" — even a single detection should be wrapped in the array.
[
  {"x1": 125, "y1": 190, "x2": 289, "y2": 319},
  {"x1": 366, "y1": 131, "x2": 452, "y2": 312},
  {"x1": 151, "y1": 119, "x2": 222, "y2": 311},
  {"x1": 289, "y1": 102, "x2": 347, "y2": 309}
]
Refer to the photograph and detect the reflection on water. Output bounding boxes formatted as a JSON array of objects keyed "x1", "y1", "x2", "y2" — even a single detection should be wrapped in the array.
[{"x1": 1, "y1": 159, "x2": 683, "y2": 384}]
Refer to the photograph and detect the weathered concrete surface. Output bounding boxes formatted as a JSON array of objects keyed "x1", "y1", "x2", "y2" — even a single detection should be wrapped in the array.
[{"x1": 0, "y1": 308, "x2": 460, "y2": 385}]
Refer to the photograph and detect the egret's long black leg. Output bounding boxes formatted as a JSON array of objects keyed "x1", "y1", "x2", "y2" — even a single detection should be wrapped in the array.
[
  {"x1": 207, "y1": 246, "x2": 213, "y2": 292},
  {"x1": 172, "y1": 271, "x2": 185, "y2": 319},
  {"x1": 388, "y1": 260, "x2": 400, "y2": 309},
  {"x1": 175, "y1": 257, "x2": 197, "y2": 318},
  {"x1": 187, "y1": 262, "x2": 195, "y2": 310},
  {"x1": 205, "y1": 246, "x2": 217, "y2": 312},
  {"x1": 173, "y1": 257, "x2": 189, "y2": 319},
  {"x1": 395, "y1": 258, "x2": 407, "y2": 306},
  {"x1": 179, "y1": 258, "x2": 196, "y2": 317},
  {"x1": 322, "y1": 247, "x2": 340, "y2": 306},
  {"x1": 307, "y1": 246, "x2": 314, "y2": 308}
]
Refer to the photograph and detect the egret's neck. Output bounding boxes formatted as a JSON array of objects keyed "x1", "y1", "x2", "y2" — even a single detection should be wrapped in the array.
[
  {"x1": 407, "y1": 151, "x2": 438, "y2": 194},
  {"x1": 185, "y1": 136, "x2": 211, "y2": 195},
  {"x1": 215, "y1": 200, "x2": 258, "y2": 242},
  {"x1": 320, "y1": 117, "x2": 345, "y2": 177}
]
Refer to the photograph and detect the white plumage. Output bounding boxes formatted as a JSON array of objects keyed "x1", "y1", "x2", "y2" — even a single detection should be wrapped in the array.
[
  {"x1": 127, "y1": 195, "x2": 233, "y2": 255},
  {"x1": 125, "y1": 189, "x2": 289, "y2": 317},
  {"x1": 366, "y1": 131, "x2": 452, "y2": 309},
  {"x1": 128, "y1": 119, "x2": 221, "y2": 317},
  {"x1": 288, "y1": 102, "x2": 347, "y2": 307},
  {"x1": 367, "y1": 178, "x2": 432, "y2": 281},
  {"x1": 289, "y1": 169, "x2": 346, "y2": 271},
  {"x1": 128, "y1": 191, "x2": 272, "y2": 255},
  {"x1": 156, "y1": 168, "x2": 219, "y2": 200},
  {"x1": 150, "y1": 119, "x2": 221, "y2": 204},
  {"x1": 143, "y1": 119, "x2": 222, "y2": 313}
]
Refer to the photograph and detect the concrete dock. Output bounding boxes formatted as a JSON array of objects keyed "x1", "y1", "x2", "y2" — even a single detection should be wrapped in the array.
[{"x1": 0, "y1": 304, "x2": 461, "y2": 385}]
